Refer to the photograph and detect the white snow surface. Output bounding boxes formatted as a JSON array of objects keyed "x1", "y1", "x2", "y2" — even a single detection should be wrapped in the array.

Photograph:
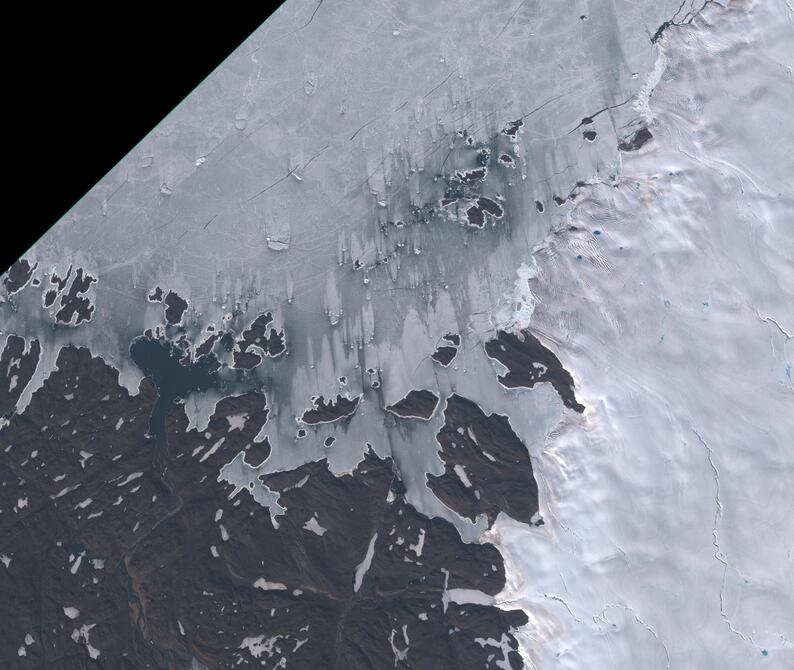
[{"x1": 487, "y1": 3, "x2": 794, "y2": 668}]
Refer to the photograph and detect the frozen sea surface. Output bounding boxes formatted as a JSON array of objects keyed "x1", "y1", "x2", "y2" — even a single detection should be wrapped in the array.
[{"x1": 3, "y1": 0, "x2": 709, "y2": 532}]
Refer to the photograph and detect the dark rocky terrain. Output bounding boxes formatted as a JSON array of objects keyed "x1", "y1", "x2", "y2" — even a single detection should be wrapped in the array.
[
  {"x1": 485, "y1": 330, "x2": 585, "y2": 413},
  {"x1": 300, "y1": 394, "x2": 361, "y2": 425},
  {"x1": 1, "y1": 343, "x2": 531, "y2": 668},
  {"x1": 385, "y1": 390, "x2": 440, "y2": 420},
  {"x1": 428, "y1": 394, "x2": 539, "y2": 526}
]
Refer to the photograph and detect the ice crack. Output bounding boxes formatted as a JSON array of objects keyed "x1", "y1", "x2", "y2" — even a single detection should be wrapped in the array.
[
  {"x1": 543, "y1": 594, "x2": 584, "y2": 625},
  {"x1": 598, "y1": 604, "x2": 671, "y2": 669},
  {"x1": 691, "y1": 427, "x2": 753, "y2": 644},
  {"x1": 756, "y1": 312, "x2": 793, "y2": 341},
  {"x1": 652, "y1": 0, "x2": 715, "y2": 43}
]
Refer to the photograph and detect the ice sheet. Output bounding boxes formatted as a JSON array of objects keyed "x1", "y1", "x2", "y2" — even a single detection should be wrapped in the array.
[{"x1": 487, "y1": 2, "x2": 794, "y2": 667}]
